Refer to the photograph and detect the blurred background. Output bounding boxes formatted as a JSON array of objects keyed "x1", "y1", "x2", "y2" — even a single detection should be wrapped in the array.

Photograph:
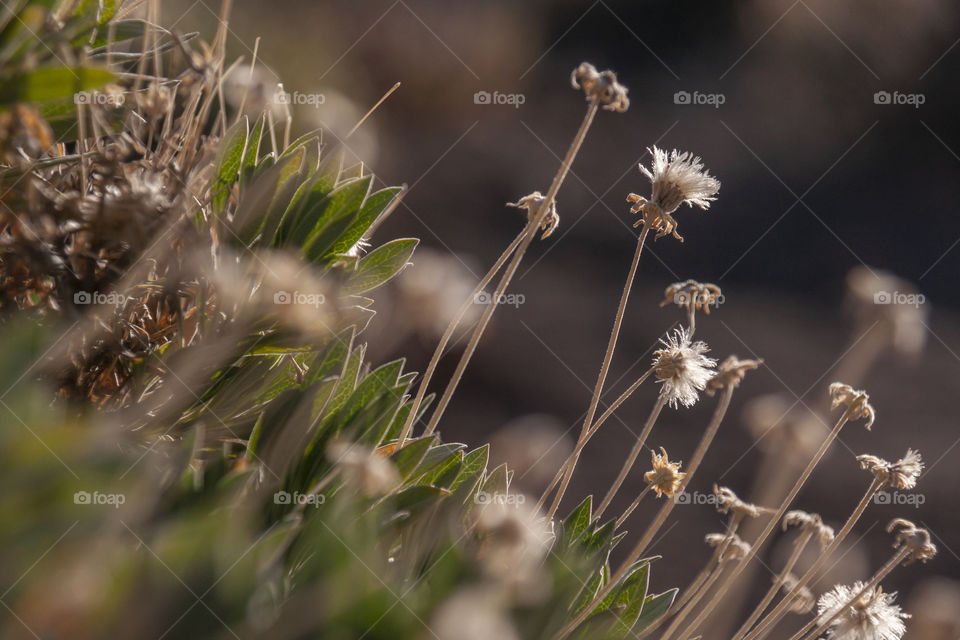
[{"x1": 177, "y1": 0, "x2": 960, "y2": 636}]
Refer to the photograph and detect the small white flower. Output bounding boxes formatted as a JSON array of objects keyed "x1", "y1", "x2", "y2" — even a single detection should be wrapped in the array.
[
  {"x1": 627, "y1": 146, "x2": 720, "y2": 241},
  {"x1": 653, "y1": 327, "x2": 717, "y2": 408},
  {"x1": 817, "y1": 582, "x2": 909, "y2": 640}
]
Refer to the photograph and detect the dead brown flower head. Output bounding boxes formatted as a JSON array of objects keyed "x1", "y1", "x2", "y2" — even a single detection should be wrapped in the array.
[
  {"x1": 706, "y1": 356, "x2": 763, "y2": 396},
  {"x1": 570, "y1": 62, "x2": 629, "y2": 112},
  {"x1": 783, "y1": 510, "x2": 835, "y2": 550},
  {"x1": 829, "y1": 382, "x2": 876, "y2": 430},
  {"x1": 857, "y1": 449, "x2": 923, "y2": 490},
  {"x1": 644, "y1": 447, "x2": 686, "y2": 498},
  {"x1": 506, "y1": 192, "x2": 559, "y2": 239},
  {"x1": 887, "y1": 519, "x2": 937, "y2": 565}
]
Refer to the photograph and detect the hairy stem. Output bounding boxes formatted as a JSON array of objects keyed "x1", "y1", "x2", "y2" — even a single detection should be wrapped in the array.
[
  {"x1": 396, "y1": 230, "x2": 526, "y2": 445},
  {"x1": 677, "y1": 407, "x2": 858, "y2": 640},
  {"x1": 594, "y1": 395, "x2": 666, "y2": 520},
  {"x1": 743, "y1": 477, "x2": 883, "y2": 640},
  {"x1": 546, "y1": 228, "x2": 650, "y2": 520},
  {"x1": 423, "y1": 101, "x2": 601, "y2": 437},
  {"x1": 616, "y1": 485, "x2": 652, "y2": 529},
  {"x1": 554, "y1": 384, "x2": 736, "y2": 640}
]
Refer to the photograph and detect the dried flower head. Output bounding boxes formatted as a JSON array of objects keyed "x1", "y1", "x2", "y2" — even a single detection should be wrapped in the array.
[
  {"x1": 661, "y1": 279, "x2": 723, "y2": 320},
  {"x1": 653, "y1": 327, "x2": 717, "y2": 409},
  {"x1": 857, "y1": 449, "x2": 923, "y2": 490},
  {"x1": 829, "y1": 382, "x2": 876, "y2": 430},
  {"x1": 782, "y1": 573, "x2": 816, "y2": 614},
  {"x1": 713, "y1": 484, "x2": 766, "y2": 519},
  {"x1": 644, "y1": 447, "x2": 686, "y2": 498},
  {"x1": 570, "y1": 62, "x2": 629, "y2": 112},
  {"x1": 817, "y1": 582, "x2": 909, "y2": 640},
  {"x1": 706, "y1": 356, "x2": 763, "y2": 396},
  {"x1": 887, "y1": 519, "x2": 937, "y2": 565},
  {"x1": 327, "y1": 439, "x2": 401, "y2": 496},
  {"x1": 705, "y1": 532, "x2": 751, "y2": 561},
  {"x1": 627, "y1": 146, "x2": 720, "y2": 241},
  {"x1": 506, "y1": 192, "x2": 559, "y2": 239},
  {"x1": 783, "y1": 510, "x2": 836, "y2": 550}
]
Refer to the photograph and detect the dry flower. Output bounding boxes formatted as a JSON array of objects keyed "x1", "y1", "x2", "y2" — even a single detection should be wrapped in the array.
[
  {"x1": 829, "y1": 382, "x2": 876, "y2": 429},
  {"x1": 653, "y1": 326, "x2": 717, "y2": 409},
  {"x1": 857, "y1": 449, "x2": 923, "y2": 490},
  {"x1": 713, "y1": 484, "x2": 766, "y2": 519},
  {"x1": 887, "y1": 518, "x2": 937, "y2": 565},
  {"x1": 644, "y1": 447, "x2": 686, "y2": 498},
  {"x1": 627, "y1": 146, "x2": 720, "y2": 241},
  {"x1": 782, "y1": 572, "x2": 816, "y2": 614},
  {"x1": 705, "y1": 532, "x2": 751, "y2": 561},
  {"x1": 506, "y1": 192, "x2": 560, "y2": 239},
  {"x1": 570, "y1": 62, "x2": 629, "y2": 112},
  {"x1": 327, "y1": 439, "x2": 400, "y2": 496},
  {"x1": 783, "y1": 510, "x2": 835, "y2": 550},
  {"x1": 661, "y1": 279, "x2": 723, "y2": 317},
  {"x1": 706, "y1": 356, "x2": 762, "y2": 396},
  {"x1": 817, "y1": 582, "x2": 909, "y2": 640}
]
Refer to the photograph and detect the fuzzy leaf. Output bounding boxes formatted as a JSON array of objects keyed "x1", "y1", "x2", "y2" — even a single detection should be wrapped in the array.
[
  {"x1": 212, "y1": 118, "x2": 248, "y2": 213},
  {"x1": 344, "y1": 238, "x2": 418, "y2": 294},
  {"x1": 633, "y1": 588, "x2": 678, "y2": 634}
]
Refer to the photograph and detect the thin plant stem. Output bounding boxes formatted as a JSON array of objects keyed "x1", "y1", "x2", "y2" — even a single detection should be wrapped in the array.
[
  {"x1": 594, "y1": 395, "x2": 666, "y2": 520},
  {"x1": 546, "y1": 227, "x2": 650, "y2": 520},
  {"x1": 676, "y1": 407, "x2": 860, "y2": 640},
  {"x1": 791, "y1": 547, "x2": 910, "y2": 640},
  {"x1": 616, "y1": 485, "x2": 652, "y2": 528},
  {"x1": 733, "y1": 529, "x2": 815, "y2": 640},
  {"x1": 396, "y1": 230, "x2": 526, "y2": 445},
  {"x1": 554, "y1": 384, "x2": 736, "y2": 640},
  {"x1": 640, "y1": 515, "x2": 744, "y2": 640},
  {"x1": 743, "y1": 476, "x2": 884, "y2": 640},
  {"x1": 662, "y1": 559, "x2": 737, "y2": 640},
  {"x1": 536, "y1": 366, "x2": 654, "y2": 513},
  {"x1": 424, "y1": 101, "x2": 601, "y2": 437}
]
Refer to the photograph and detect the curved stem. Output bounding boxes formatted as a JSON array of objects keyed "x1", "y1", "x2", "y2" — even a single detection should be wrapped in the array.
[
  {"x1": 678, "y1": 408, "x2": 859, "y2": 640},
  {"x1": 553, "y1": 384, "x2": 736, "y2": 640},
  {"x1": 743, "y1": 477, "x2": 883, "y2": 640},
  {"x1": 424, "y1": 101, "x2": 601, "y2": 437},
  {"x1": 791, "y1": 547, "x2": 909, "y2": 640},
  {"x1": 733, "y1": 529, "x2": 814, "y2": 640},
  {"x1": 546, "y1": 228, "x2": 649, "y2": 520},
  {"x1": 397, "y1": 231, "x2": 525, "y2": 445},
  {"x1": 594, "y1": 395, "x2": 666, "y2": 520},
  {"x1": 536, "y1": 366, "x2": 653, "y2": 513}
]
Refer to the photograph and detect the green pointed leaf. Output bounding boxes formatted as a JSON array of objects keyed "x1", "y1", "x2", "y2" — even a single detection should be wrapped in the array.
[
  {"x1": 449, "y1": 444, "x2": 488, "y2": 492},
  {"x1": 561, "y1": 496, "x2": 593, "y2": 549},
  {"x1": 0, "y1": 65, "x2": 114, "y2": 106},
  {"x1": 300, "y1": 176, "x2": 372, "y2": 261},
  {"x1": 212, "y1": 118, "x2": 248, "y2": 213},
  {"x1": 390, "y1": 435, "x2": 436, "y2": 478},
  {"x1": 344, "y1": 238, "x2": 418, "y2": 294},
  {"x1": 633, "y1": 588, "x2": 678, "y2": 634},
  {"x1": 327, "y1": 186, "x2": 403, "y2": 257}
]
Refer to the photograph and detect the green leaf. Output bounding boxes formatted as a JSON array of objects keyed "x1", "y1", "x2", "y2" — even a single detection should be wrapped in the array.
[
  {"x1": 633, "y1": 588, "x2": 678, "y2": 634},
  {"x1": 609, "y1": 562, "x2": 650, "y2": 636},
  {"x1": 212, "y1": 118, "x2": 248, "y2": 213},
  {"x1": 327, "y1": 186, "x2": 403, "y2": 257},
  {"x1": 302, "y1": 327, "x2": 354, "y2": 389},
  {"x1": 561, "y1": 496, "x2": 593, "y2": 549},
  {"x1": 300, "y1": 176, "x2": 372, "y2": 261},
  {"x1": 449, "y1": 444, "x2": 488, "y2": 492},
  {"x1": 390, "y1": 436, "x2": 435, "y2": 478},
  {"x1": 344, "y1": 238, "x2": 418, "y2": 294},
  {"x1": 391, "y1": 484, "x2": 450, "y2": 518},
  {"x1": 0, "y1": 65, "x2": 114, "y2": 106},
  {"x1": 571, "y1": 564, "x2": 607, "y2": 616}
]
